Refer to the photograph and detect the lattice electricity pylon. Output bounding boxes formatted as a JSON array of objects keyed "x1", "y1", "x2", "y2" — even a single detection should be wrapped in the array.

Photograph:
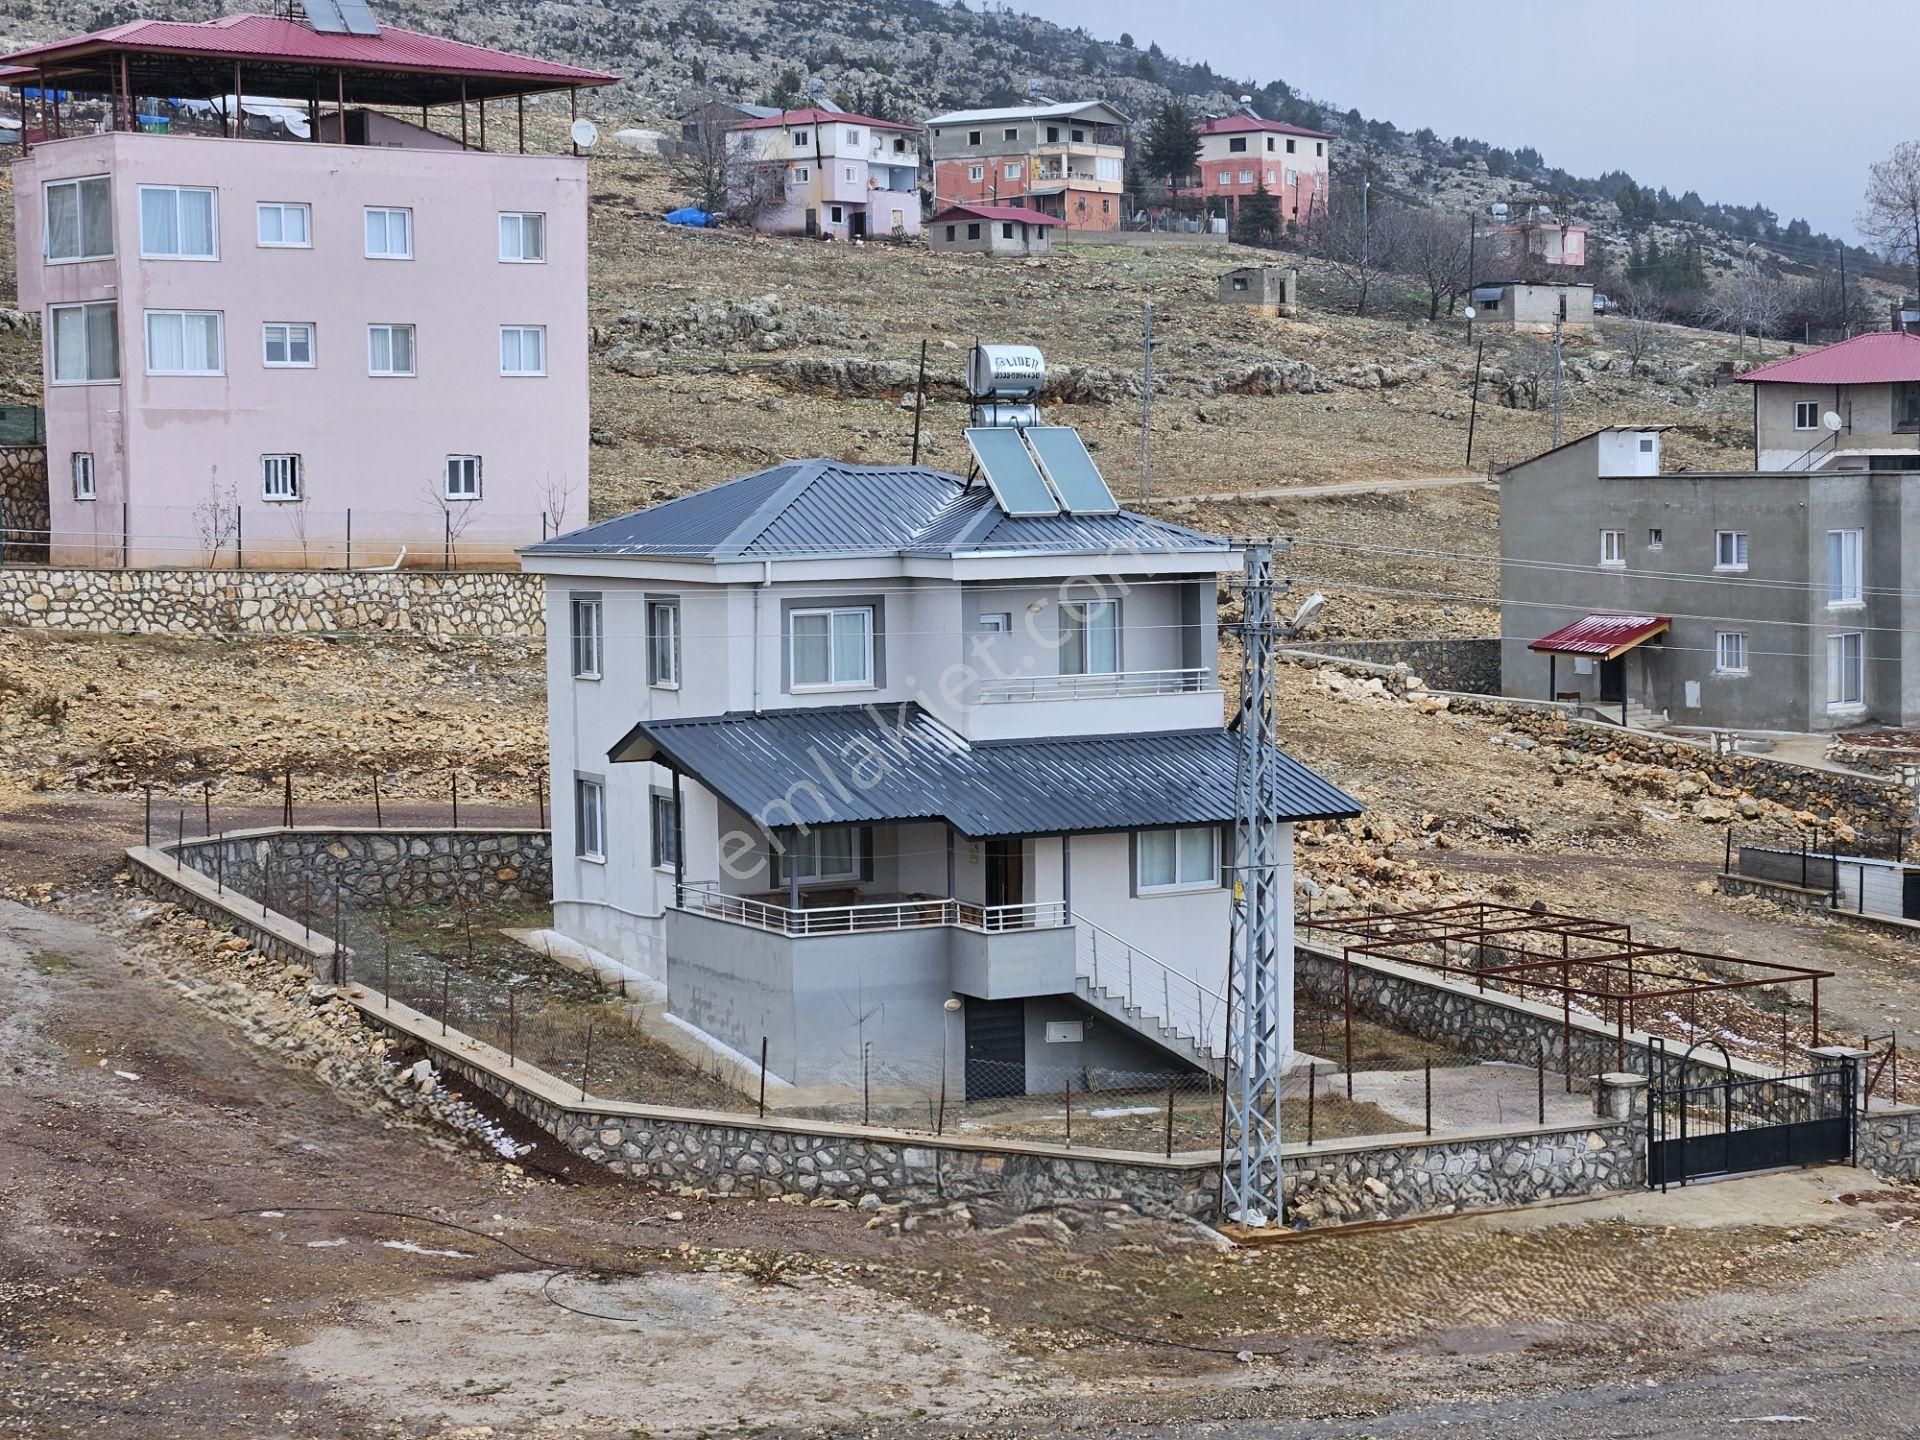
[{"x1": 1224, "y1": 540, "x2": 1288, "y2": 1226}]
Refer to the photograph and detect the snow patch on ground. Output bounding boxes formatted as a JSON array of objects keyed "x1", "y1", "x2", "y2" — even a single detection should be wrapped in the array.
[{"x1": 379, "y1": 1239, "x2": 473, "y2": 1259}]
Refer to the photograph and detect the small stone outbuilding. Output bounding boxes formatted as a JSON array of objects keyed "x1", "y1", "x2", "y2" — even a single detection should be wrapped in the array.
[
  {"x1": 1218, "y1": 265, "x2": 1296, "y2": 315},
  {"x1": 926, "y1": 204, "x2": 1058, "y2": 257}
]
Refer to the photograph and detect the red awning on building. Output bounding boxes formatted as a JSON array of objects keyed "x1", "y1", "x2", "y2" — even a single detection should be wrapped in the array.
[{"x1": 1528, "y1": 614, "x2": 1671, "y2": 658}]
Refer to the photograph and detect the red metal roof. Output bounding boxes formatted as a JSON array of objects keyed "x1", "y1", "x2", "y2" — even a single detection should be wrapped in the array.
[
  {"x1": 1199, "y1": 115, "x2": 1332, "y2": 139},
  {"x1": 1529, "y1": 614, "x2": 1672, "y2": 658},
  {"x1": 928, "y1": 203, "x2": 1060, "y2": 226},
  {"x1": 728, "y1": 106, "x2": 916, "y2": 133},
  {"x1": 1738, "y1": 331, "x2": 1920, "y2": 387},
  {"x1": 0, "y1": 13, "x2": 615, "y2": 87}
]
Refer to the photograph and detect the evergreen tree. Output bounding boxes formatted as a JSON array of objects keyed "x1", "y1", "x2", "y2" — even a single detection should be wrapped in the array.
[
  {"x1": 1141, "y1": 100, "x2": 1202, "y2": 192},
  {"x1": 1238, "y1": 181, "x2": 1280, "y2": 244}
]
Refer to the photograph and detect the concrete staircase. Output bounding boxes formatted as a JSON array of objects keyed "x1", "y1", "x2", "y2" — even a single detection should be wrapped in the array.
[
  {"x1": 1625, "y1": 699, "x2": 1669, "y2": 731},
  {"x1": 1072, "y1": 920, "x2": 1227, "y2": 1078}
]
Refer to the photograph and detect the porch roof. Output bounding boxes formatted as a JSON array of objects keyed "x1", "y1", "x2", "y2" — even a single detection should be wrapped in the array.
[
  {"x1": 1528, "y1": 612, "x2": 1670, "y2": 659},
  {"x1": 610, "y1": 704, "x2": 1361, "y2": 839}
]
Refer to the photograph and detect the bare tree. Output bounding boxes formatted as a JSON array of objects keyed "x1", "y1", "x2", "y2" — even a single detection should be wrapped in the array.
[
  {"x1": 539, "y1": 471, "x2": 578, "y2": 539},
  {"x1": 191, "y1": 467, "x2": 239, "y2": 568},
  {"x1": 1609, "y1": 280, "x2": 1662, "y2": 378},
  {"x1": 1401, "y1": 207, "x2": 1471, "y2": 320},
  {"x1": 423, "y1": 481, "x2": 482, "y2": 569},
  {"x1": 1703, "y1": 270, "x2": 1792, "y2": 354},
  {"x1": 668, "y1": 123, "x2": 732, "y2": 213},
  {"x1": 1320, "y1": 189, "x2": 1406, "y2": 317},
  {"x1": 1863, "y1": 141, "x2": 1920, "y2": 298}
]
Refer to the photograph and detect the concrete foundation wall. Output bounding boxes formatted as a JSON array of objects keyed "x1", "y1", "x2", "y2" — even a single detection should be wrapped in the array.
[
  {"x1": 0, "y1": 566, "x2": 541, "y2": 637},
  {"x1": 169, "y1": 826, "x2": 551, "y2": 910}
]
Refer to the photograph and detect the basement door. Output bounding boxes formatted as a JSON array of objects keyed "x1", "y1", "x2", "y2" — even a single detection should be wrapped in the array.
[{"x1": 965, "y1": 998, "x2": 1026, "y2": 1101}]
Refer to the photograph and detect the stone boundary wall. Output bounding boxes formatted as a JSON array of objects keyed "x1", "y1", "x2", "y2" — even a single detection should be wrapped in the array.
[
  {"x1": 0, "y1": 445, "x2": 48, "y2": 564},
  {"x1": 169, "y1": 827, "x2": 551, "y2": 910},
  {"x1": 1282, "y1": 649, "x2": 1910, "y2": 829},
  {"x1": 0, "y1": 566, "x2": 542, "y2": 638},
  {"x1": 1858, "y1": 1109, "x2": 1920, "y2": 1179},
  {"x1": 1716, "y1": 873, "x2": 1920, "y2": 942},
  {"x1": 1292, "y1": 638, "x2": 1500, "y2": 695},
  {"x1": 126, "y1": 841, "x2": 1652, "y2": 1224},
  {"x1": 1825, "y1": 739, "x2": 1919, "y2": 778}
]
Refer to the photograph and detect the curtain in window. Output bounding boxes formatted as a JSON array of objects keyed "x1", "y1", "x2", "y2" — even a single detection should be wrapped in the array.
[
  {"x1": 792, "y1": 613, "x2": 831, "y2": 685},
  {"x1": 146, "y1": 312, "x2": 184, "y2": 372},
  {"x1": 140, "y1": 187, "x2": 175, "y2": 252},
  {"x1": 831, "y1": 610, "x2": 868, "y2": 684},
  {"x1": 1062, "y1": 601, "x2": 1118, "y2": 674},
  {"x1": 85, "y1": 304, "x2": 118, "y2": 380},
  {"x1": 817, "y1": 827, "x2": 853, "y2": 876},
  {"x1": 178, "y1": 189, "x2": 214, "y2": 255},
  {"x1": 1138, "y1": 830, "x2": 1176, "y2": 888},
  {"x1": 1177, "y1": 826, "x2": 1214, "y2": 881},
  {"x1": 52, "y1": 307, "x2": 86, "y2": 382},
  {"x1": 47, "y1": 183, "x2": 80, "y2": 259}
]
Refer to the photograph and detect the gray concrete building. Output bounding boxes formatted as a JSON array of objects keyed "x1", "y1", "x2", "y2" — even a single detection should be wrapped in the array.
[
  {"x1": 1741, "y1": 330, "x2": 1920, "y2": 471},
  {"x1": 1498, "y1": 425, "x2": 1911, "y2": 733},
  {"x1": 1218, "y1": 265, "x2": 1296, "y2": 315},
  {"x1": 1469, "y1": 280, "x2": 1594, "y2": 332},
  {"x1": 925, "y1": 203, "x2": 1057, "y2": 256}
]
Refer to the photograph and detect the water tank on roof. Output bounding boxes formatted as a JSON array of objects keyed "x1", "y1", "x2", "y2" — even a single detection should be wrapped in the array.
[{"x1": 967, "y1": 344, "x2": 1047, "y2": 401}]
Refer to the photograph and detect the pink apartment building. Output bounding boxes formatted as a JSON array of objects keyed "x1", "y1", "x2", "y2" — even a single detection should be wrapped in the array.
[
  {"x1": 3, "y1": 13, "x2": 613, "y2": 567},
  {"x1": 1195, "y1": 115, "x2": 1331, "y2": 228},
  {"x1": 724, "y1": 107, "x2": 922, "y2": 240}
]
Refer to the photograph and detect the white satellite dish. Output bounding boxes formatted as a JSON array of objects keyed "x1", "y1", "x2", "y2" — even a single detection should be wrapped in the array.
[
  {"x1": 1463, "y1": 305, "x2": 1477, "y2": 320},
  {"x1": 570, "y1": 118, "x2": 599, "y2": 149},
  {"x1": 1823, "y1": 411, "x2": 1843, "y2": 432}
]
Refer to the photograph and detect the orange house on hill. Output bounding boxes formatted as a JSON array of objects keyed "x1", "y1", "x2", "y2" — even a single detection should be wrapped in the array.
[{"x1": 1195, "y1": 115, "x2": 1331, "y2": 227}]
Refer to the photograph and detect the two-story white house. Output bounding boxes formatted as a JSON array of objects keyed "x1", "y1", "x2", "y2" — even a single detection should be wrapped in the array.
[
  {"x1": 522, "y1": 449, "x2": 1359, "y2": 1099},
  {"x1": 725, "y1": 107, "x2": 922, "y2": 240}
]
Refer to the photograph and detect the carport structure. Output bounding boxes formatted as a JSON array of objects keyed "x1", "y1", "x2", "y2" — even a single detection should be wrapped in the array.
[{"x1": 1299, "y1": 900, "x2": 1834, "y2": 1087}]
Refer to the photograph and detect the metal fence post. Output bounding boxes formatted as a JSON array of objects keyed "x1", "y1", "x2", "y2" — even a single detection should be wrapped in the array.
[
  {"x1": 1537, "y1": 1041, "x2": 1546, "y2": 1125},
  {"x1": 1305, "y1": 1062, "x2": 1316, "y2": 1146},
  {"x1": 580, "y1": 1021, "x2": 593, "y2": 1101},
  {"x1": 451, "y1": 769, "x2": 460, "y2": 828},
  {"x1": 143, "y1": 785, "x2": 151, "y2": 847},
  {"x1": 373, "y1": 772, "x2": 383, "y2": 828},
  {"x1": 1064, "y1": 1077, "x2": 1072, "y2": 1148},
  {"x1": 440, "y1": 963, "x2": 449, "y2": 1036},
  {"x1": 1424, "y1": 1057, "x2": 1432, "y2": 1137},
  {"x1": 1165, "y1": 1081, "x2": 1176, "y2": 1157},
  {"x1": 758, "y1": 1035, "x2": 768, "y2": 1118}
]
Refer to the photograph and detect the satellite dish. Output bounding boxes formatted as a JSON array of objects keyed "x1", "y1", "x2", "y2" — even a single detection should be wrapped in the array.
[
  {"x1": 1823, "y1": 411, "x2": 1843, "y2": 432},
  {"x1": 1463, "y1": 305, "x2": 1477, "y2": 320},
  {"x1": 570, "y1": 118, "x2": 599, "y2": 149}
]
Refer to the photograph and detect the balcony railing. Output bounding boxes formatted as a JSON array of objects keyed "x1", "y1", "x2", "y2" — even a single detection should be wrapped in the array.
[
  {"x1": 679, "y1": 885, "x2": 1068, "y2": 937},
  {"x1": 976, "y1": 667, "x2": 1213, "y2": 702}
]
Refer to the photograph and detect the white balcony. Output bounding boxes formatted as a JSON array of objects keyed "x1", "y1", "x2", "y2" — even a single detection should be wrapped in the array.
[
  {"x1": 976, "y1": 667, "x2": 1213, "y2": 702},
  {"x1": 678, "y1": 885, "x2": 1066, "y2": 936}
]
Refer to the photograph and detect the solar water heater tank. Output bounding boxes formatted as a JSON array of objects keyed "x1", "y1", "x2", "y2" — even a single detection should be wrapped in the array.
[{"x1": 966, "y1": 344, "x2": 1046, "y2": 401}]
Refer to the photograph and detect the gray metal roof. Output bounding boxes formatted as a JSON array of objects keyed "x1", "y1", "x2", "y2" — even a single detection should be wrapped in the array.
[
  {"x1": 525, "y1": 460, "x2": 1230, "y2": 561},
  {"x1": 611, "y1": 704, "x2": 1362, "y2": 838}
]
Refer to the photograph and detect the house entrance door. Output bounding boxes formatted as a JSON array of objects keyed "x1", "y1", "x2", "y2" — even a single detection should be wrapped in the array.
[
  {"x1": 1599, "y1": 657, "x2": 1625, "y2": 704},
  {"x1": 985, "y1": 838, "x2": 1024, "y2": 909},
  {"x1": 849, "y1": 210, "x2": 867, "y2": 239},
  {"x1": 965, "y1": 998, "x2": 1026, "y2": 1099}
]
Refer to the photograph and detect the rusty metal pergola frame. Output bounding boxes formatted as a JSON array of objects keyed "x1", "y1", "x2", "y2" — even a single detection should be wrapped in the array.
[{"x1": 1299, "y1": 900, "x2": 1835, "y2": 1090}]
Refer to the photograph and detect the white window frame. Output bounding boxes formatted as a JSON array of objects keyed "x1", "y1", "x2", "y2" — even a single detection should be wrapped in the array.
[
  {"x1": 367, "y1": 323, "x2": 416, "y2": 377},
  {"x1": 1794, "y1": 400, "x2": 1820, "y2": 431},
  {"x1": 968, "y1": 164, "x2": 984, "y2": 182},
  {"x1": 1714, "y1": 631, "x2": 1748, "y2": 676},
  {"x1": 1827, "y1": 528, "x2": 1863, "y2": 607},
  {"x1": 779, "y1": 826, "x2": 862, "y2": 886},
  {"x1": 44, "y1": 175, "x2": 113, "y2": 263},
  {"x1": 977, "y1": 612, "x2": 1010, "y2": 632},
  {"x1": 1599, "y1": 530, "x2": 1625, "y2": 567},
  {"x1": 138, "y1": 185, "x2": 219, "y2": 260},
  {"x1": 443, "y1": 454, "x2": 481, "y2": 502},
  {"x1": 143, "y1": 309, "x2": 224, "y2": 376},
  {"x1": 789, "y1": 605, "x2": 875, "y2": 691},
  {"x1": 1647, "y1": 527, "x2": 1663, "y2": 549},
  {"x1": 574, "y1": 776, "x2": 606, "y2": 862},
  {"x1": 259, "y1": 453, "x2": 302, "y2": 503},
  {"x1": 1715, "y1": 529, "x2": 1749, "y2": 572},
  {"x1": 1826, "y1": 631, "x2": 1864, "y2": 711},
  {"x1": 71, "y1": 452, "x2": 96, "y2": 501},
  {"x1": 647, "y1": 598, "x2": 682, "y2": 689},
  {"x1": 363, "y1": 206, "x2": 413, "y2": 259},
  {"x1": 497, "y1": 211, "x2": 546, "y2": 263},
  {"x1": 791, "y1": 166, "x2": 811, "y2": 184},
  {"x1": 1060, "y1": 598, "x2": 1121, "y2": 675},
  {"x1": 1136, "y1": 825, "x2": 1220, "y2": 895},
  {"x1": 49, "y1": 301, "x2": 119, "y2": 384},
  {"x1": 1004, "y1": 162, "x2": 1020, "y2": 180},
  {"x1": 256, "y1": 201, "x2": 311, "y2": 248},
  {"x1": 570, "y1": 595, "x2": 603, "y2": 680},
  {"x1": 499, "y1": 325, "x2": 547, "y2": 377},
  {"x1": 651, "y1": 791, "x2": 682, "y2": 872},
  {"x1": 261, "y1": 322, "x2": 315, "y2": 368}
]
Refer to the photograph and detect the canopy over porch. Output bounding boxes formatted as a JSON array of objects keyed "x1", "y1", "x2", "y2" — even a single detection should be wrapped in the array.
[{"x1": 1528, "y1": 613, "x2": 1672, "y2": 724}]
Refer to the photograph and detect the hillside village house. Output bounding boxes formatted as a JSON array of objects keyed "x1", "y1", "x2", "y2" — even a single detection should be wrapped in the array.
[
  {"x1": 522, "y1": 450, "x2": 1358, "y2": 1096},
  {"x1": 1740, "y1": 331, "x2": 1920, "y2": 471},
  {"x1": 1469, "y1": 280, "x2": 1595, "y2": 332},
  {"x1": 1194, "y1": 114, "x2": 1330, "y2": 227},
  {"x1": 925, "y1": 100, "x2": 1129, "y2": 232},
  {"x1": 725, "y1": 107, "x2": 921, "y2": 240},
  {"x1": 1499, "y1": 405, "x2": 1920, "y2": 732},
  {"x1": 1477, "y1": 200, "x2": 1587, "y2": 274},
  {"x1": 925, "y1": 203, "x2": 1058, "y2": 256},
  {"x1": 5, "y1": 11, "x2": 609, "y2": 567}
]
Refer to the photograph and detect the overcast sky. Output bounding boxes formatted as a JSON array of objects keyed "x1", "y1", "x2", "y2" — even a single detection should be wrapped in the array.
[{"x1": 1014, "y1": 0, "x2": 1906, "y2": 243}]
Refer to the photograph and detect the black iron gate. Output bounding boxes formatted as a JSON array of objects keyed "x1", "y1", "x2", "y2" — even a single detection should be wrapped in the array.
[{"x1": 1648, "y1": 1039, "x2": 1855, "y2": 1189}]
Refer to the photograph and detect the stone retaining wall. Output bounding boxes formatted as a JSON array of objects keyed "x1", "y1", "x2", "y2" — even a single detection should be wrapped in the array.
[
  {"x1": 0, "y1": 445, "x2": 48, "y2": 564},
  {"x1": 1857, "y1": 1108, "x2": 1920, "y2": 1179},
  {"x1": 1293, "y1": 638, "x2": 1501, "y2": 694},
  {"x1": 0, "y1": 566, "x2": 542, "y2": 638},
  {"x1": 170, "y1": 827, "x2": 551, "y2": 910},
  {"x1": 126, "y1": 840, "x2": 1654, "y2": 1224}
]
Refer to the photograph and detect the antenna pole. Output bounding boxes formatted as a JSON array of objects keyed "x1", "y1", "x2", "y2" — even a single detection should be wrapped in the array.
[
  {"x1": 910, "y1": 338, "x2": 928, "y2": 466},
  {"x1": 1551, "y1": 315, "x2": 1564, "y2": 449},
  {"x1": 1138, "y1": 302, "x2": 1153, "y2": 501}
]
